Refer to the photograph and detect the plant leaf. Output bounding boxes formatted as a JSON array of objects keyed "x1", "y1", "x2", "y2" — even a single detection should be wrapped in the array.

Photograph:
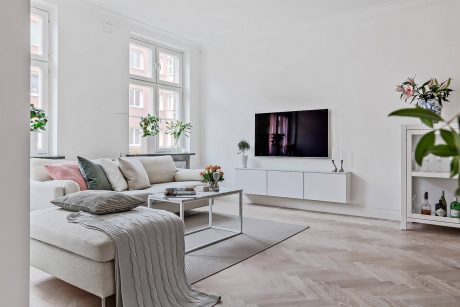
[
  {"x1": 440, "y1": 129, "x2": 456, "y2": 148},
  {"x1": 388, "y1": 108, "x2": 443, "y2": 122},
  {"x1": 430, "y1": 144, "x2": 457, "y2": 157},
  {"x1": 451, "y1": 157, "x2": 459, "y2": 178},
  {"x1": 415, "y1": 131, "x2": 435, "y2": 165}
]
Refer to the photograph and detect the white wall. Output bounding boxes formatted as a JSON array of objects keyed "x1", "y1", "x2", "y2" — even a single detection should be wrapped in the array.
[
  {"x1": 0, "y1": 0, "x2": 30, "y2": 305},
  {"x1": 199, "y1": 0, "x2": 460, "y2": 220},
  {"x1": 46, "y1": 0, "x2": 202, "y2": 166}
]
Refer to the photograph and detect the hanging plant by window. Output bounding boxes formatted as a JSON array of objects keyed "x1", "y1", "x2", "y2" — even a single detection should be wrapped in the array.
[
  {"x1": 30, "y1": 104, "x2": 48, "y2": 131},
  {"x1": 139, "y1": 114, "x2": 160, "y2": 137}
]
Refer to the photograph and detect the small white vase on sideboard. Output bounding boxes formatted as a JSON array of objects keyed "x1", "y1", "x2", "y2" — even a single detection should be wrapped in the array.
[{"x1": 241, "y1": 155, "x2": 248, "y2": 168}]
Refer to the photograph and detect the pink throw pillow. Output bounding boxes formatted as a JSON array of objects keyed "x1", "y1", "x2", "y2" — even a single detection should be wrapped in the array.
[{"x1": 44, "y1": 163, "x2": 88, "y2": 191}]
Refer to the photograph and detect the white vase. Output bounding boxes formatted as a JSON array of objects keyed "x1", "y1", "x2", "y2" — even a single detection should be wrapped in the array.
[
  {"x1": 241, "y1": 155, "x2": 248, "y2": 168},
  {"x1": 30, "y1": 131, "x2": 38, "y2": 156}
]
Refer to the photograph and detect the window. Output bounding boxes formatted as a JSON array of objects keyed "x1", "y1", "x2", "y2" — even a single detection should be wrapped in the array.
[
  {"x1": 129, "y1": 38, "x2": 184, "y2": 154},
  {"x1": 30, "y1": 6, "x2": 51, "y2": 154},
  {"x1": 129, "y1": 127, "x2": 142, "y2": 147}
]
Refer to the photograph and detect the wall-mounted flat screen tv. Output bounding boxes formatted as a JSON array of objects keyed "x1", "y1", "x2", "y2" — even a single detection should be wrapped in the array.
[{"x1": 254, "y1": 109, "x2": 329, "y2": 157}]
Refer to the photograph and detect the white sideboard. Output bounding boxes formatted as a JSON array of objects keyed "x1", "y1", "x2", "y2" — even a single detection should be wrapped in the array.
[{"x1": 235, "y1": 168, "x2": 351, "y2": 204}]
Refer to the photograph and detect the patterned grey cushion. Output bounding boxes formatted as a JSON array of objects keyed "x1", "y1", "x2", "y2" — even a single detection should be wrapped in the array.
[{"x1": 51, "y1": 191, "x2": 145, "y2": 214}]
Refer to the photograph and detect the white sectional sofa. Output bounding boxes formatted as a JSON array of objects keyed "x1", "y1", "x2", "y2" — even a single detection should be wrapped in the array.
[
  {"x1": 30, "y1": 155, "x2": 206, "y2": 211},
  {"x1": 30, "y1": 155, "x2": 207, "y2": 305}
]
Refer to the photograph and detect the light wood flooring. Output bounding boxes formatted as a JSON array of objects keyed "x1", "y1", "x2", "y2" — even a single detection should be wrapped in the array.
[{"x1": 31, "y1": 200, "x2": 460, "y2": 307}]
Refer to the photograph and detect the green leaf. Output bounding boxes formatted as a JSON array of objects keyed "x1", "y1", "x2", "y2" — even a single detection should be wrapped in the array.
[
  {"x1": 421, "y1": 118, "x2": 433, "y2": 128},
  {"x1": 430, "y1": 145, "x2": 457, "y2": 157},
  {"x1": 450, "y1": 157, "x2": 459, "y2": 178},
  {"x1": 415, "y1": 131, "x2": 435, "y2": 165},
  {"x1": 440, "y1": 129, "x2": 455, "y2": 147},
  {"x1": 388, "y1": 108, "x2": 444, "y2": 122}
]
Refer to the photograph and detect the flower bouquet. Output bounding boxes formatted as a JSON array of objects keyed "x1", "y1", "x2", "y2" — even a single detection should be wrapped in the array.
[
  {"x1": 396, "y1": 77, "x2": 453, "y2": 116},
  {"x1": 200, "y1": 165, "x2": 224, "y2": 192}
]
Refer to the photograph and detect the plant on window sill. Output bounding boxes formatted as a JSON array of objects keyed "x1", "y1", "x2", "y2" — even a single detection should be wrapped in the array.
[
  {"x1": 139, "y1": 114, "x2": 160, "y2": 137},
  {"x1": 166, "y1": 120, "x2": 192, "y2": 150},
  {"x1": 30, "y1": 104, "x2": 47, "y2": 132}
]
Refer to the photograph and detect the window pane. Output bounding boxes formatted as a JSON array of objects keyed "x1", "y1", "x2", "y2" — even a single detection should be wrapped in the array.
[
  {"x1": 30, "y1": 13, "x2": 43, "y2": 56},
  {"x1": 30, "y1": 66, "x2": 42, "y2": 108},
  {"x1": 159, "y1": 121, "x2": 174, "y2": 149},
  {"x1": 129, "y1": 43, "x2": 153, "y2": 78},
  {"x1": 128, "y1": 84, "x2": 154, "y2": 154},
  {"x1": 158, "y1": 88, "x2": 179, "y2": 120},
  {"x1": 159, "y1": 51, "x2": 180, "y2": 84}
]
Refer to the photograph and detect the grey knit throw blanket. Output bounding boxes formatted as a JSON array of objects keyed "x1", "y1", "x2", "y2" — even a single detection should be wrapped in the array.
[{"x1": 67, "y1": 207, "x2": 220, "y2": 307}]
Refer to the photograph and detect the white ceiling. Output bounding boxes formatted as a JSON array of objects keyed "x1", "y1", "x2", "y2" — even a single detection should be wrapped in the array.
[{"x1": 82, "y1": 0, "x2": 395, "y2": 43}]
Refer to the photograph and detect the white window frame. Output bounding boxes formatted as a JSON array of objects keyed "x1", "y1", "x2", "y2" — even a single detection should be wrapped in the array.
[
  {"x1": 157, "y1": 47, "x2": 183, "y2": 88},
  {"x1": 31, "y1": 6, "x2": 51, "y2": 154},
  {"x1": 128, "y1": 37, "x2": 184, "y2": 153},
  {"x1": 129, "y1": 127, "x2": 142, "y2": 147}
]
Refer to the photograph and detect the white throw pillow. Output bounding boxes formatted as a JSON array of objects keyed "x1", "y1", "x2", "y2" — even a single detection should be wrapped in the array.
[
  {"x1": 118, "y1": 158, "x2": 151, "y2": 190},
  {"x1": 100, "y1": 159, "x2": 128, "y2": 192},
  {"x1": 137, "y1": 156, "x2": 177, "y2": 184},
  {"x1": 175, "y1": 169, "x2": 204, "y2": 182}
]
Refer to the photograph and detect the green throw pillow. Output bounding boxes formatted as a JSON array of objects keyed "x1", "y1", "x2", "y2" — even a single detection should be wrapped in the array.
[{"x1": 77, "y1": 156, "x2": 112, "y2": 190}]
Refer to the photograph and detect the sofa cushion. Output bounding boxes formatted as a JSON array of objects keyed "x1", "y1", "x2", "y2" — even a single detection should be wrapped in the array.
[
  {"x1": 51, "y1": 191, "x2": 144, "y2": 215},
  {"x1": 77, "y1": 156, "x2": 112, "y2": 190},
  {"x1": 30, "y1": 158, "x2": 72, "y2": 182},
  {"x1": 137, "y1": 156, "x2": 177, "y2": 184},
  {"x1": 30, "y1": 207, "x2": 114, "y2": 262},
  {"x1": 175, "y1": 169, "x2": 204, "y2": 182},
  {"x1": 100, "y1": 159, "x2": 128, "y2": 192},
  {"x1": 44, "y1": 163, "x2": 88, "y2": 191},
  {"x1": 118, "y1": 158, "x2": 150, "y2": 190}
]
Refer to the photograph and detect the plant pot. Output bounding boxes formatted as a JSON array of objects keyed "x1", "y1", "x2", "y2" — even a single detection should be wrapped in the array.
[
  {"x1": 241, "y1": 155, "x2": 248, "y2": 168},
  {"x1": 418, "y1": 99, "x2": 442, "y2": 116},
  {"x1": 30, "y1": 131, "x2": 38, "y2": 156}
]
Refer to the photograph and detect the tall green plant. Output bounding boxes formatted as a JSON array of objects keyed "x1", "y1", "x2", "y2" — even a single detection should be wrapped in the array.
[
  {"x1": 30, "y1": 104, "x2": 48, "y2": 131},
  {"x1": 139, "y1": 114, "x2": 160, "y2": 137},
  {"x1": 166, "y1": 120, "x2": 192, "y2": 148}
]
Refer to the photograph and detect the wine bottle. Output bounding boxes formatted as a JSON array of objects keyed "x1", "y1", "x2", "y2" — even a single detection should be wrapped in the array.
[
  {"x1": 435, "y1": 191, "x2": 447, "y2": 217},
  {"x1": 421, "y1": 192, "x2": 431, "y2": 215},
  {"x1": 451, "y1": 197, "x2": 460, "y2": 218}
]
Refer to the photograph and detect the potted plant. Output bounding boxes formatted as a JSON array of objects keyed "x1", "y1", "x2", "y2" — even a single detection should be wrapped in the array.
[
  {"x1": 200, "y1": 165, "x2": 224, "y2": 192},
  {"x1": 237, "y1": 140, "x2": 250, "y2": 168},
  {"x1": 396, "y1": 77, "x2": 453, "y2": 116},
  {"x1": 166, "y1": 120, "x2": 192, "y2": 151},
  {"x1": 30, "y1": 104, "x2": 48, "y2": 155},
  {"x1": 139, "y1": 114, "x2": 160, "y2": 137}
]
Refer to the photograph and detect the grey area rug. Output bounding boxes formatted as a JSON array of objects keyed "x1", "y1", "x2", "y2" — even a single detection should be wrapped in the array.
[{"x1": 184, "y1": 212, "x2": 309, "y2": 284}]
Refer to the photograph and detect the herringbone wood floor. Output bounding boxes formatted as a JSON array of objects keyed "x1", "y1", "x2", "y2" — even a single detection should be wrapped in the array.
[{"x1": 31, "y1": 199, "x2": 460, "y2": 307}]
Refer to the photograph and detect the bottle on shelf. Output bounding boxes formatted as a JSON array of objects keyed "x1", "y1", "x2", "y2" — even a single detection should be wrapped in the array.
[
  {"x1": 450, "y1": 197, "x2": 460, "y2": 218},
  {"x1": 435, "y1": 191, "x2": 447, "y2": 217},
  {"x1": 421, "y1": 192, "x2": 432, "y2": 215}
]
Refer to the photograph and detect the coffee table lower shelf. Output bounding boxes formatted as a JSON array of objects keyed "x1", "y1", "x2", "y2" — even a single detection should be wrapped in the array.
[{"x1": 147, "y1": 188, "x2": 244, "y2": 254}]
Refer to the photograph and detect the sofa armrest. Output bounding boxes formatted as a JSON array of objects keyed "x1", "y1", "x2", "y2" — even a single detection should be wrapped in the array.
[
  {"x1": 30, "y1": 180, "x2": 80, "y2": 211},
  {"x1": 175, "y1": 168, "x2": 204, "y2": 182}
]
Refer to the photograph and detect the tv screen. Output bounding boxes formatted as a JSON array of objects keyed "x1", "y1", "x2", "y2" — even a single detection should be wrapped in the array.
[{"x1": 254, "y1": 109, "x2": 329, "y2": 157}]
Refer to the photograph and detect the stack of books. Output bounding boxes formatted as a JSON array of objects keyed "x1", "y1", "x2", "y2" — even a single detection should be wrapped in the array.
[{"x1": 164, "y1": 187, "x2": 197, "y2": 198}]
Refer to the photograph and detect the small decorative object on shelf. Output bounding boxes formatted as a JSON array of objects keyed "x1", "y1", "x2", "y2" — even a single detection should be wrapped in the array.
[
  {"x1": 435, "y1": 191, "x2": 447, "y2": 217},
  {"x1": 395, "y1": 77, "x2": 453, "y2": 116},
  {"x1": 450, "y1": 197, "x2": 460, "y2": 218},
  {"x1": 421, "y1": 192, "x2": 432, "y2": 215},
  {"x1": 200, "y1": 165, "x2": 224, "y2": 192},
  {"x1": 331, "y1": 160, "x2": 338, "y2": 172},
  {"x1": 237, "y1": 140, "x2": 250, "y2": 168},
  {"x1": 339, "y1": 160, "x2": 345, "y2": 173}
]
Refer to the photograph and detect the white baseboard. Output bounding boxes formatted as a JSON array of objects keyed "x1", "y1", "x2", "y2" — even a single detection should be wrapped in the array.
[{"x1": 246, "y1": 195, "x2": 400, "y2": 221}]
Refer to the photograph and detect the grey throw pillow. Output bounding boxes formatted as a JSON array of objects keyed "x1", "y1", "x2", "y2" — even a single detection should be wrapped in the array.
[{"x1": 51, "y1": 191, "x2": 145, "y2": 214}]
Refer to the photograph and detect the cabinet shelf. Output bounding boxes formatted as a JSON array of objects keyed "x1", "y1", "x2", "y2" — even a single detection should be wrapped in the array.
[{"x1": 411, "y1": 171, "x2": 456, "y2": 179}]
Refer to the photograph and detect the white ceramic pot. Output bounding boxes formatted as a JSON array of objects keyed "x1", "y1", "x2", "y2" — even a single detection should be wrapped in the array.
[{"x1": 241, "y1": 155, "x2": 248, "y2": 168}]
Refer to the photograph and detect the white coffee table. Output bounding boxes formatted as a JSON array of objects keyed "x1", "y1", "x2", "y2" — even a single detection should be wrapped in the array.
[{"x1": 147, "y1": 187, "x2": 243, "y2": 254}]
